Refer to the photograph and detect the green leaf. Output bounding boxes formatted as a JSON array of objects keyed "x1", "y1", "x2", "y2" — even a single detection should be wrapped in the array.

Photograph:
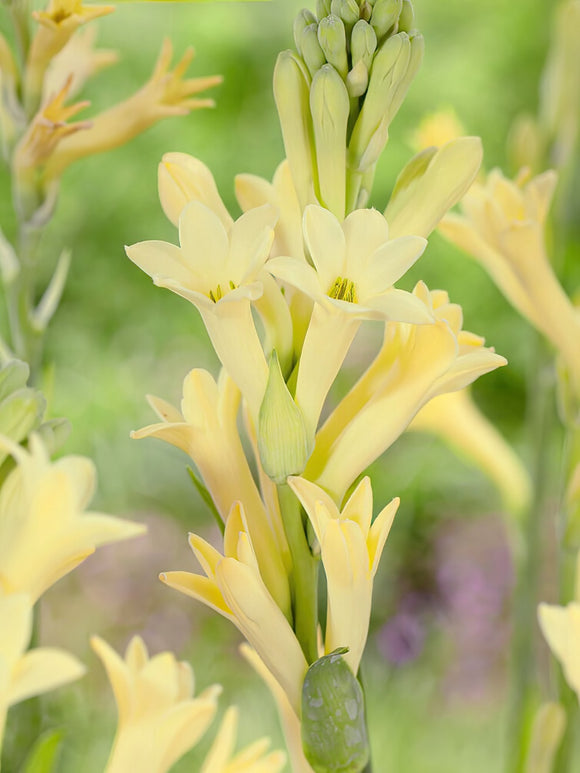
[
  {"x1": 186, "y1": 466, "x2": 224, "y2": 535},
  {"x1": 19, "y1": 729, "x2": 65, "y2": 773}
]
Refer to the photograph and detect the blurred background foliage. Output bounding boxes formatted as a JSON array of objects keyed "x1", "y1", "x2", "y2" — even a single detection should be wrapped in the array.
[{"x1": 1, "y1": 0, "x2": 579, "y2": 770}]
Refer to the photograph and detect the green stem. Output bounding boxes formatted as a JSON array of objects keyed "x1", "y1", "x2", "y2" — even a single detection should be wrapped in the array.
[
  {"x1": 277, "y1": 483, "x2": 319, "y2": 664},
  {"x1": 507, "y1": 343, "x2": 556, "y2": 773}
]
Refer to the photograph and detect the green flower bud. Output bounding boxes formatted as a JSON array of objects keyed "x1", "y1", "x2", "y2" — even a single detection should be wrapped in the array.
[
  {"x1": 301, "y1": 24, "x2": 327, "y2": 78},
  {"x1": 370, "y1": 0, "x2": 402, "y2": 40},
  {"x1": 301, "y1": 648, "x2": 370, "y2": 773},
  {"x1": 0, "y1": 359, "x2": 29, "y2": 402},
  {"x1": 398, "y1": 0, "x2": 415, "y2": 32},
  {"x1": 273, "y1": 50, "x2": 317, "y2": 210},
  {"x1": 0, "y1": 388, "x2": 45, "y2": 466},
  {"x1": 330, "y1": 0, "x2": 360, "y2": 33},
  {"x1": 316, "y1": 0, "x2": 332, "y2": 20},
  {"x1": 258, "y1": 351, "x2": 313, "y2": 485},
  {"x1": 359, "y1": 2, "x2": 373, "y2": 22},
  {"x1": 346, "y1": 59, "x2": 369, "y2": 98},
  {"x1": 350, "y1": 19, "x2": 377, "y2": 71},
  {"x1": 317, "y1": 15, "x2": 349, "y2": 79},
  {"x1": 36, "y1": 416, "x2": 71, "y2": 457},
  {"x1": 310, "y1": 64, "x2": 350, "y2": 219},
  {"x1": 294, "y1": 8, "x2": 318, "y2": 55}
]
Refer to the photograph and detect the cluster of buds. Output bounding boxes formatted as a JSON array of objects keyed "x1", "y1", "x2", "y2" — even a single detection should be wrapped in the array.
[{"x1": 275, "y1": 0, "x2": 423, "y2": 218}]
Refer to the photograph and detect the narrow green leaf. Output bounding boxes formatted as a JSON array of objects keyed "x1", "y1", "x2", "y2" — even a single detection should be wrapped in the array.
[
  {"x1": 19, "y1": 729, "x2": 65, "y2": 773},
  {"x1": 186, "y1": 466, "x2": 224, "y2": 535}
]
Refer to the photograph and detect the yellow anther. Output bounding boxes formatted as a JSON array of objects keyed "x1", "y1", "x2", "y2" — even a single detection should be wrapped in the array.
[{"x1": 328, "y1": 276, "x2": 358, "y2": 303}]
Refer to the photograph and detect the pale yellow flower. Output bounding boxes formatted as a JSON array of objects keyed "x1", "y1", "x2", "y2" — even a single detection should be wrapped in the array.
[
  {"x1": 127, "y1": 200, "x2": 278, "y2": 418},
  {"x1": 0, "y1": 593, "x2": 85, "y2": 750},
  {"x1": 161, "y1": 502, "x2": 308, "y2": 714},
  {"x1": 201, "y1": 706, "x2": 286, "y2": 773},
  {"x1": 384, "y1": 137, "x2": 483, "y2": 239},
  {"x1": 91, "y1": 635, "x2": 221, "y2": 773},
  {"x1": 46, "y1": 40, "x2": 221, "y2": 178},
  {"x1": 409, "y1": 389, "x2": 532, "y2": 516},
  {"x1": 132, "y1": 368, "x2": 291, "y2": 617},
  {"x1": 439, "y1": 167, "x2": 580, "y2": 398},
  {"x1": 411, "y1": 108, "x2": 466, "y2": 151},
  {"x1": 268, "y1": 204, "x2": 430, "y2": 435},
  {"x1": 288, "y1": 476, "x2": 398, "y2": 675},
  {"x1": 0, "y1": 433, "x2": 145, "y2": 601},
  {"x1": 538, "y1": 552, "x2": 580, "y2": 702},
  {"x1": 306, "y1": 281, "x2": 506, "y2": 502}
]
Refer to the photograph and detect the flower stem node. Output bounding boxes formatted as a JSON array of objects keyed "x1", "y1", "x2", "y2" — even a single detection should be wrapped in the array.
[
  {"x1": 301, "y1": 648, "x2": 370, "y2": 773},
  {"x1": 258, "y1": 351, "x2": 313, "y2": 485}
]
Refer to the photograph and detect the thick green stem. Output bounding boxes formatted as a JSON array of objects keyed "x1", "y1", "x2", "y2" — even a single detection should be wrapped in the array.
[
  {"x1": 507, "y1": 344, "x2": 556, "y2": 773},
  {"x1": 277, "y1": 483, "x2": 319, "y2": 664}
]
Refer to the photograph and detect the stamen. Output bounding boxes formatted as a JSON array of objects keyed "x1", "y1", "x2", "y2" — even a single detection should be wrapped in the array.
[{"x1": 328, "y1": 276, "x2": 358, "y2": 303}]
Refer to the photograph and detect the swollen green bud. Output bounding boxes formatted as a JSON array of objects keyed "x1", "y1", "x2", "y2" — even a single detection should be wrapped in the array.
[
  {"x1": 347, "y1": 59, "x2": 369, "y2": 98},
  {"x1": 330, "y1": 0, "x2": 360, "y2": 33},
  {"x1": 317, "y1": 15, "x2": 349, "y2": 79},
  {"x1": 301, "y1": 24, "x2": 327, "y2": 77},
  {"x1": 0, "y1": 388, "x2": 45, "y2": 466},
  {"x1": 310, "y1": 64, "x2": 350, "y2": 219},
  {"x1": 359, "y1": 2, "x2": 373, "y2": 22},
  {"x1": 316, "y1": 0, "x2": 332, "y2": 20},
  {"x1": 351, "y1": 19, "x2": 377, "y2": 71},
  {"x1": 36, "y1": 417, "x2": 71, "y2": 456},
  {"x1": 294, "y1": 9, "x2": 318, "y2": 55},
  {"x1": 398, "y1": 0, "x2": 415, "y2": 32},
  {"x1": 258, "y1": 351, "x2": 312, "y2": 484},
  {"x1": 0, "y1": 359, "x2": 29, "y2": 402},
  {"x1": 370, "y1": 0, "x2": 402, "y2": 40},
  {"x1": 301, "y1": 648, "x2": 370, "y2": 773},
  {"x1": 273, "y1": 50, "x2": 316, "y2": 210}
]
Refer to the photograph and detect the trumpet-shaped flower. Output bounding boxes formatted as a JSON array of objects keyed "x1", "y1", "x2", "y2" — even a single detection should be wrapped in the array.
[
  {"x1": 201, "y1": 706, "x2": 286, "y2": 773},
  {"x1": 91, "y1": 634, "x2": 221, "y2": 773},
  {"x1": 131, "y1": 368, "x2": 291, "y2": 617},
  {"x1": 306, "y1": 281, "x2": 506, "y2": 501},
  {"x1": 288, "y1": 476, "x2": 398, "y2": 674},
  {"x1": 161, "y1": 503, "x2": 308, "y2": 714},
  {"x1": 46, "y1": 40, "x2": 222, "y2": 178},
  {"x1": 0, "y1": 594, "x2": 85, "y2": 750},
  {"x1": 0, "y1": 433, "x2": 145, "y2": 601},
  {"x1": 268, "y1": 205, "x2": 430, "y2": 435},
  {"x1": 409, "y1": 389, "x2": 531, "y2": 516},
  {"x1": 538, "y1": 552, "x2": 580, "y2": 701},
  {"x1": 439, "y1": 167, "x2": 580, "y2": 399},
  {"x1": 127, "y1": 200, "x2": 278, "y2": 418}
]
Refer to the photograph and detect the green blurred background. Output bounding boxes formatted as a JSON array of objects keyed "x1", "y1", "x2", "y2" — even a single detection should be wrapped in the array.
[{"x1": 1, "y1": 0, "x2": 579, "y2": 770}]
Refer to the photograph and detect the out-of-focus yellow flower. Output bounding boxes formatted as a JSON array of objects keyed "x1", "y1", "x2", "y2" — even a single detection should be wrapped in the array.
[
  {"x1": 241, "y1": 644, "x2": 314, "y2": 773},
  {"x1": 385, "y1": 137, "x2": 483, "y2": 239},
  {"x1": 411, "y1": 107, "x2": 466, "y2": 151},
  {"x1": 43, "y1": 26, "x2": 118, "y2": 101},
  {"x1": 46, "y1": 40, "x2": 221, "y2": 178},
  {"x1": 409, "y1": 389, "x2": 532, "y2": 516},
  {"x1": 268, "y1": 204, "x2": 430, "y2": 435},
  {"x1": 127, "y1": 200, "x2": 277, "y2": 418},
  {"x1": 306, "y1": 281, "x2": 506, "y2": 502},
  {"x1": 91, "y1": 634, "x2": 221, "y2": 773},
  {"x1": 0, "y1": 433, "x2": 145, "y2": 601},
  {"x1": 288, "y1": 476, "x2": 398, "y2": 675},
  {"x1": 201, "y1": 706, "x2": 286, "y2": 773},
  {"x1": 439, "y1": 168, "x2": 580, "y2": 399},
  {"x1": 132, "y1": 368, "x2": 291, "y2": 615},
  {"x1": 538, "y1": 552, "x2": 580, "y2": 701},
  {"x1": 0, "y1": 593, "x2": 85, "y2": 749},
  {"x1": 161, "y1": 503, "x2": 308, "y2": 714}
]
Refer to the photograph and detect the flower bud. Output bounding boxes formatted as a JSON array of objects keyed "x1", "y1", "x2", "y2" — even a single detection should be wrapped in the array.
[
  {"x1": 294, "y1": 8, "x2": 318, "y2": 55},
  {"x1": 301, "y1": 24, "x2": 327, "y2": 77},
  {"x1": 317, "y1": 15, "x2": 349, "y2": 79},
  {"x1": 0, "y1": 387, "x2": 45, "y2": 468},
  {"x1": 370, "y1": 0, "x2": 402, "y2": 40},
  {"x1": 258, "y1": 351, "x2": 313, "y2": 485},
  {"x1": 351, "y1": 19, "x2": 377, "y2": 72},
  {"x1": 301, "y1": 648, "x2": 370, "y2": 773},
  {"x1": 316, "y1": 0, "x2": 332, "y2": 20},
  {"x1": 331, "y1": 0, "x2": 360, "y2": 33},
  {"x1": 346, "y1": 59, "x2": 369, "y2": 98},
  {"x1": 310, "y1": 64, "x2": 350, "y2": 219},
  {"x1": 398, "y1": 0, "x2": 415, "y2": 32}
]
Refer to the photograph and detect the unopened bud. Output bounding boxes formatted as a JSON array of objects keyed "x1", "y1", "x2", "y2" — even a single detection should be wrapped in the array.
[
  {"x1": 347, "y1": 60, "x2": 369, "y2": 98},
  {"x1": 317, "y1": 15, "x2": 349, "y2": 79},
  {"x1": 0, "y1": 388, "x2": 45, "y2": 466},
  {"x1": 370, "y1": 0, "x2": 402, "y2": 39},
  {"x1": 301, "y1": 24, "x2": 327, "y2": 77},
  {"x1": 310, "y1": 64, "x2": 350, "y2": 219},
  {"x1": 301, "y1": 648, "x2": 370, "y2": 773},
  {"x1": 316, "y1": 0, "x2": 332, "y2": 20},
  {"x1": 294, "y1": 9, "x2": 318, "y2": 55},
  {"x1": 258, "y1": 351, "x2": 312, "y2": 484},
  {"x1": 331, "y1": 0, "x2": 360, "y2": 33},
  {"x1": 351, "y1": 19, "x2": 377, "y2": 71},
  {"x1": 398, "y1": 0, "x2": 415, "y2": 32}
]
